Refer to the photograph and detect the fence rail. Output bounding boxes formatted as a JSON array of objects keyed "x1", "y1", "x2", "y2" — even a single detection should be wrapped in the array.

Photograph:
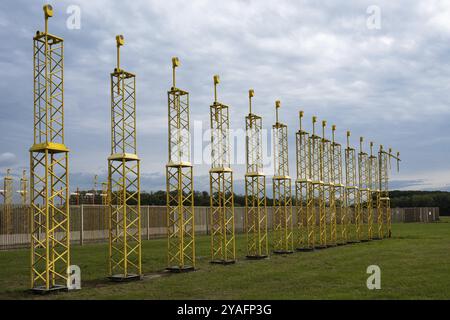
[{"x1": 0, "y1": 205, "x2": 440, "y2": 250}]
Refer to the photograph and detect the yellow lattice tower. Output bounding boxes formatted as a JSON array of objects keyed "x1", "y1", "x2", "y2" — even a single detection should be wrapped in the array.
[
  {"x1": 322, "y1": 121, "x2": 336, "y2": 247},
  {"x1": 208, "y1": 75, "x2": 236, "y2": 264},
  {"x1": 30, "y1": 4, "x2": 70, "y2": 292},
  {"x1": 19, "y1": 170, "x2": 28, "y2": 205},
  {"x1": 345, "y1": 131, "x2": 360, "y2": 243},
  {"x1": 331, "y1": 125, "x2": 347, "y2": 245},
  {"x1": 107, "y1": 35, "x2": 142, "y2": 281},
  {"x1": 369, "y1": 142, "x2": 382, "y2": 240},
  {"x1": 310, "y1": 116, "x2": 324, "y2": 248},
  {"x1": 295, "y1": 111, "x2": 314, "y2": 251},
  {"x1": 358, "y1": 137, "x2": 371, "y2": 241},
  {"x1": 245, "y1": 89, "x2": 268, "y2": 259},
  {"x1": 272, "y1": 101, "x2": 293, "y2": 254},
  {"x1": 378, "y1": 146, "x2": 400, "y2": 238},
  {"x1": 166, "y1": 57, "x2": 195, "y2": 272}
]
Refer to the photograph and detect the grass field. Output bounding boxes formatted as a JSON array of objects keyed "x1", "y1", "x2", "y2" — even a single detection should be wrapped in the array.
[{"x1": 0, "y1": 218, "x2": 449, "y2": 300}]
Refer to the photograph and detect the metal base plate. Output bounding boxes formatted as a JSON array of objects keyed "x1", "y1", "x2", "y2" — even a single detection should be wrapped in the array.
[
  {"x1": 31, "y1": 284, "x2": 68, "y2": 295},
  {"x1": 314, "y1": 245, "x2": 327, "y2": 250},
  {"x1": 108, "y1": 274, "x2": 142, "y2": 282},
  {"x1": 210, "y1": 259, "x2": 236, "y2": 265},
  {"x1": 296, "y1": 247, "x2": 315, "y2": 252},
  {"x1": 336, "y1": 242, "x2": 347, "y2": 246},
  {"x1": 360, "y1": 239, "x2": 370, "y2": 242},
  {"x1": 326, "y1": 244, "x2": 337, "y2": 248},
  {"x1": 273, "y1": 250, "x2": 294, "y2": 254},
  {"x1": 166, "y1": 266, "x2": 195, "y2": 273},
  {"x1": 246, "y1": 255, "x2": 268, "y2": 260},
  {"x1": 346, "y1": 241, "x2": 361, "y2": 244},
  {"x1": 372, "y1": 237, "x2": 382, "y2": 240}
]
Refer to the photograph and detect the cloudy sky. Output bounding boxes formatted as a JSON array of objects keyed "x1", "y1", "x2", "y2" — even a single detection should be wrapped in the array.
[{"x1": 1, "y1": 0, "x2": 450, "y2": 197}]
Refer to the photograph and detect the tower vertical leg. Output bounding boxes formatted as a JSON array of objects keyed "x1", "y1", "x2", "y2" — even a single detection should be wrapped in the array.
[
  {"x1": 108, "y1": 158, "x2": 141, "y2": 281},
  {"x1": 272, "y1": 178, "x2": 293, "y2": 254},
  {"x1": 210, "y1": 171, "x2": 235, "y2": 264},
  {"x1": 359, "y1": 189, "x2": 370, "y2": 242},
  {"x1": 336, "y1": 185, "x2": 347, "y2": 245},
  {"x1": 317, "y1": 182, "x2": 327, "y2": 249},
  {"x1": 328, "y1": 184, "x2": 337, "y2": 246},
  {"x1": 306, "y1": 182, "x2": 315, "y2": 249},
  {"x1": 367, "y1": 196, "x2": 373, "y2": 240},
  {"x1": 30, "y1": 149, "x2": 70, "y2": 292},
  {"x1": 376, "y1": 192, "x2": 383, "y2": 239},
  {"x1": 245, "y1": 174, "x2": 268, "y2": 259},
  {"x1": 167, "y1": 165, "x2": 195, "y2": 272},
  {"x1": 295, "y1": 181, "x2": 314, "y2": 251},
  {"x1": 346, "y1": 187, "x2": 359, "y2": 244}
]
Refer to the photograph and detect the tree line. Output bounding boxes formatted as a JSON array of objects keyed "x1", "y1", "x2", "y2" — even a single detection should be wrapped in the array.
[{"x1": 72, "y1": 190, "x2": 450, "y2": 216}]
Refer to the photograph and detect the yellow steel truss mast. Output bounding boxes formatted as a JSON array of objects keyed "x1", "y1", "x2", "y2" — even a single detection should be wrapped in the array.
[
  {"x1": 30, "y1": 4, "x2": 70, "y2": 292},
  {"x1": 272, "y1": 101, "x2": 293, "y2": 254},
  {"x1": 166, "y1": 57, "x2": 195, "y2": 272},
  {"x1": 310, "y1": 117, "x2": 325, "y2": 248},
  {"x1": 295, "y1": 111, "x2": 314, "y2": 251},
  {"x1": 378, "y1": 146, "x2": 401, "y2": 238},
  {"x1": 358, "y1": 137, "x2": 371, "y2": 241},
  {"x1": 209, "y1": 75, "x2": 236, "y2": 264},
  {"x1": 322, "y1": 121, "x2": 336, "y2": 247},
  {"x1": 331, "y1": 126, "x2": 346, "y2": 245},
  {"x1": 245, "y1": 89, "x2": 268, "y2": 259},
  {"x1": 107, "y1": 35, "x2": 142, "y2": 281},
  {"x1": 345, "y1": 131, "x2": 360, "y2": 243}
]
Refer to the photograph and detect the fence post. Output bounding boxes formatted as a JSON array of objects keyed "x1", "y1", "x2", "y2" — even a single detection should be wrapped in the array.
[
  {"x1": 147, "y1": 206, "x2": 150, "y2": 241},
  {"x1": 80, "y1": 204, "x2": 84, "y2": 246}
]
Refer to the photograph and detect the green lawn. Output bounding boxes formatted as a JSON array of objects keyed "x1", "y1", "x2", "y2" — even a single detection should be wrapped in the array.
[{"x1": 0, "y1": 218, "x2": 449, "y2": 300}]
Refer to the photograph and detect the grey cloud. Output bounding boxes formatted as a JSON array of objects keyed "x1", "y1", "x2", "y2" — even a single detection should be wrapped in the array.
[{"x1": 0, "y1": 0, "x2": 449, "y2": 191}]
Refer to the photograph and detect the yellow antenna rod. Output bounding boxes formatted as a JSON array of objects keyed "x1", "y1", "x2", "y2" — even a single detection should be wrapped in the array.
[
  {"x1": 172, "y1": 57, "x2": 179, "y2": 89},
  {"x1": 312, "y1": 116, "x2": 317, "y2": 136},
  {"x1": 397, "y1": 152, "x2": 400, "y2": 172},
  {"x1": 213, "y1": 75, "x2": 220, "y2": 103},
  {"x1": 347, "y1": 131, "x2": 351, "y2": 149},
  {"x1": 275, "y1": 100, "x2": 281, "y2": 123},
  {"x1": 299, "y1": 111, "x2": 304, "y2": 132},
  {"x1": 43, "y1": 4, "x2": 53, "y2": 35},
  {"x1": 116, "y1": 35, "x2": 124, "y2": 71},
  {"x1": 332, "y1": 125, "x2": 336, "y2": 143},
  {"x1": 249, "y1": 89, "x2": 254, "y2": 114}
]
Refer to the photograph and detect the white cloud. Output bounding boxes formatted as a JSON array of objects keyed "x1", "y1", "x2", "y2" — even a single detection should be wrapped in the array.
[
  {"x1": 0, "y1": 152, "x2": 17, "y2": 167},
  {"x1": 0, "y1": 0, "x2": 449, "y2": 191}
]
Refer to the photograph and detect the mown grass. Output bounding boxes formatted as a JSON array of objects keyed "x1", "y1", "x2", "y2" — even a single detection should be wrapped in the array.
[{"x1": 0, "y1": 217, "x2": 449, "y2": 300}]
